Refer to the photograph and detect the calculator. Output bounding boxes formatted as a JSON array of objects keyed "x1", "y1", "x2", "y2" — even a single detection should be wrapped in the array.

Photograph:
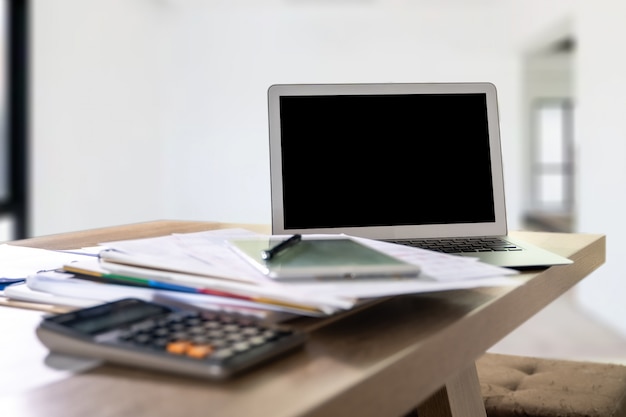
[{"x1": 36, "y1": 298, "x2": 308, "y2": 380}]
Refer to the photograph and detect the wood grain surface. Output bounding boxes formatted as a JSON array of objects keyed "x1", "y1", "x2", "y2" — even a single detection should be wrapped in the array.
[{"x1": 0, "y1": 221, "x2": 605, "y2": 417}]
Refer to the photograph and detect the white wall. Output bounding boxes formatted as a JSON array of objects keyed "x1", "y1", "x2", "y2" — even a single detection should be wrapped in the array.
[
  {"x1": 162, "y1": 3, "x2": 528, "y2": 229},
  {"x1": 32, "y1": 0, "x2": 170, "y2": 235},
  {"x1": 30, "y1": 0, "x2": 582, "y2": 239},
  {"x1": 32, "y1": 0, "x2": 536, "y2": 237},
  {"x1": 575, "y1": 0, "x2": 626, "y2": 335}
]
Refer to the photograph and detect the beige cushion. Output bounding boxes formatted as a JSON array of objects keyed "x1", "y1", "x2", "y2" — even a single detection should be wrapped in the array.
[{"x1": 477, "y1": 353, "x2": 626, "y2": 417}]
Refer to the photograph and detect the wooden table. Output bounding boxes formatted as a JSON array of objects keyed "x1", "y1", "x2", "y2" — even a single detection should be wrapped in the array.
[{"x1": 0, "y1": 220, "x2": 606, "y2": 417}]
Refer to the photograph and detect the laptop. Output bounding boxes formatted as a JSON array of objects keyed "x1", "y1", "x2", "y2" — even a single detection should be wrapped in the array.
[{"x1": 267, "y1": 82, "x2": 572, "y2": 269}]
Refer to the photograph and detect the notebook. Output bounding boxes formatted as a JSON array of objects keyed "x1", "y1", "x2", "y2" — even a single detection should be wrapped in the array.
[{"x1": 267, "y1": 82, "x2": 572, "y2": 269}]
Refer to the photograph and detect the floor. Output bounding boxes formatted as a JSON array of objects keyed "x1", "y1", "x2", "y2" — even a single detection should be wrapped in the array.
[{"x1": 488, "y1": 283, "x2": 626, "y2": 364}]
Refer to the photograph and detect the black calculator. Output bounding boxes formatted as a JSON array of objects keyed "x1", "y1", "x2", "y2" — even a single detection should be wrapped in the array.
[{"x1": 36, "y1": 298, "x2": 308, "y2": 380}]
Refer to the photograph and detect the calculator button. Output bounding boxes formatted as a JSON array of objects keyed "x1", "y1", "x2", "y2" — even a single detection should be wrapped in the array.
[
  {"x1": 261, "y1": 330, "x2": 279, "y2": 340},
  {"x1": 185, "y1": 317, "x2": 202, "y2": 325},
  {"x1": 232, "y1": 342, "x2": 251, "y2": 352},
  {"x1": 189, "y1": 326, "x2": 205, "y2": 335},
  {"x1": 132, "y1": 334, "x2": 152, "y2": 344},
  {"x1": 210, "y1": 339, "x2": 228, "y2": 348},
  {"x1": 212, "y1": 348, "x2": 235, "y2": 360},
  {"x1": 186, "y1": 344, "x2": 214, "y2": 359},
  {"x1": 153, "y1": 327, "x2": 169, "y2": 337},
  {"x1": 226, "y1": 333, "x2": 245, "y2": 342},
  {"x1": 208, "y1": 330, "x2": 225, "y2": 338},
  {"x1": 223, "y1": 325, "x2": 239, "y2": 333},
  {"x1": 249, "y1": 336, "x2": 267, "y2": 346},
  {"x1": 169, "y1": 331, "x2": 188, "y2": 341},
  {"x1": 152, "y1": 338, "x2": 169, "y2": 349},
  {"x1": 191, "y1": 336, "x2": 210, "y2": 345},
  {"x1": 130, "y1": 322, "x2": 154, "y2": 333},
  {"x1": 241, "y1": 327, "x2": 260, "y2": 336},
  {"x1": 166, "y1": 340, "x2": 192, "y2": 355}
]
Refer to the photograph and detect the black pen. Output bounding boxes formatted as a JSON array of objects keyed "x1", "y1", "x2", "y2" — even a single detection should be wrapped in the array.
[{"x1": 261, "y1": 234, "x2": 302, "y2": 261}]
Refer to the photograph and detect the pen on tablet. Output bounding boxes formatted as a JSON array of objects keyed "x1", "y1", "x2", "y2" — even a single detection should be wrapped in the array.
[{"x1": 261, "y1": 234, "x2": 302, "y2": 261}]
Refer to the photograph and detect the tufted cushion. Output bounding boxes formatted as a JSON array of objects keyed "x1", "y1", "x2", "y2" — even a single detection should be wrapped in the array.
[{"x1": 477, "y1": 353, "x2": 626, "y2": 417}]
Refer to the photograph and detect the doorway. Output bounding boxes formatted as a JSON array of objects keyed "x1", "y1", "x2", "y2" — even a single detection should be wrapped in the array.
[{"x1": 521, "y1": 24, "x2": 575, "y2": 233}]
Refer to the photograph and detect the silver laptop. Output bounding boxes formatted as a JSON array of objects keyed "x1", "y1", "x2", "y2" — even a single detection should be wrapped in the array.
[{"x1": 267, "y1": 82, "x2": 572, "y2": 269}]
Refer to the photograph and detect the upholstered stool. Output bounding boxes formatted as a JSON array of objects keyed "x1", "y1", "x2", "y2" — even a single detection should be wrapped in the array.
[{"x1": 476, "y1": 353, "x2": 626, "y2": 417}]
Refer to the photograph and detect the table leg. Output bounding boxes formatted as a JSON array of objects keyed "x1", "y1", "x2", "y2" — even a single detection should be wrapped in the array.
[{"x1": 417, "y1": 362, "x2": 486, "y2": 417}]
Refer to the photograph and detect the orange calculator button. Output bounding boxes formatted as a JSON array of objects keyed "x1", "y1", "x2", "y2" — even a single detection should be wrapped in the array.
[
  {"x1": 166, "y1": 340, "x2": 192, "y2": 355},
  {"x1": 186, "y1": 344, "x2": 214, "y2": 359}
]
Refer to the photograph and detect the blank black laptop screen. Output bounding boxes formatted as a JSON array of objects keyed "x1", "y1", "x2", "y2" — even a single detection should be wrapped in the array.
[{"x1": 278, "y1": 93, "x2": 495, "y2": 229}]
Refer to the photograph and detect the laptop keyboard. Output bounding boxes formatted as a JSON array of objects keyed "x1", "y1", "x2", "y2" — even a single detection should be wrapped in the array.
[{"x1": 387, "y1": 237, "x2": 523, "y2": 254}]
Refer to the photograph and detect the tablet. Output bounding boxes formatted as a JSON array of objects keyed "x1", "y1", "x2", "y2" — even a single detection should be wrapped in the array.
[{"x1": 228, "y1": 236, "x2": 421, "y2": 282}]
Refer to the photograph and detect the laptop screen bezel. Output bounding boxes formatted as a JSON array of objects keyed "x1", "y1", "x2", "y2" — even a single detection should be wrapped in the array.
[{"x1": 268, "y1": 82, "x2": 508, "y2": 240}]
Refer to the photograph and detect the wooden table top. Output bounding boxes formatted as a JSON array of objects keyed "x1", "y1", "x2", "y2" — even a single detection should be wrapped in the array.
[{"x1": 0, "y1": 220, "x2": 606, "y2": 417}]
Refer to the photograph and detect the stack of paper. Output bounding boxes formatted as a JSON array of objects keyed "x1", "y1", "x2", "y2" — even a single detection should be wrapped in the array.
[{"x1": 1, "y1": 229, "x2": 521, "y2": 321}]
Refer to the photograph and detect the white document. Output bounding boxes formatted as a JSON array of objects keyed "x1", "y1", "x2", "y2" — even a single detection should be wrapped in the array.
[
  {"x1": 0, "y1": 244, "x2": 98, "y2": 278},
  {"x1": 100, "y1": 229, "x2": 272, "y2": 285},
  {"x1": 279, "y1": 276, "x2": 520, "y2": 299},
  {"x1": 4, "y1": 282, "x2": 103, "y2": 309},
  {"x1": 1, "y1": 230, "x2": 523, "y2": 319},
  {"x1": 70, "y1": 257, "x2": 355, "y2": 313},
  {"x1": 102, "y1": 229, "x2": 520, "y2": 280},
  {"x1": 24, "y1": 270, "x2": 332, "y2": 317},
  {"x1": 99, "y1": 229, "x2": 521, "y2": 301}
]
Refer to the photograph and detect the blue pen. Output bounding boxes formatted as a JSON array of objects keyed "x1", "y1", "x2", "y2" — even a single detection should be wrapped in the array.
[{"x1": 0, "y1": 278, "x2": 26, "y2": 290}]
